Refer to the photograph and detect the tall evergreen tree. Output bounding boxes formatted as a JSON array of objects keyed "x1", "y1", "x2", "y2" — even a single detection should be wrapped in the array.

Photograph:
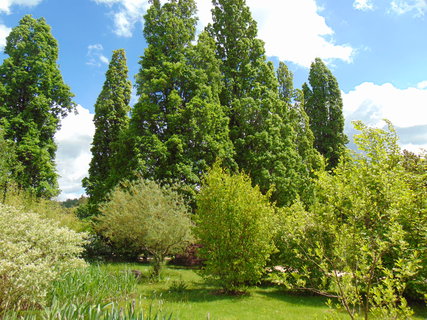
[
  {"x1": 303, "y1": 58, "x2": 347, "y2": 170},
  {"x1": 0, "y1": 15, "x2": 75, "y2": 198},
  {"x1": 127, "y1": 0, "x2": 234, "y2": 200},
  {"x1": 209, "y1": 0, "x2": 302, "y2": 206},
  {"x1": 83, "y1": 49, "x2": 131, "y2": 213},
  {"x1": 276, "y1": 62, "x2": 323, "y2": 204}
]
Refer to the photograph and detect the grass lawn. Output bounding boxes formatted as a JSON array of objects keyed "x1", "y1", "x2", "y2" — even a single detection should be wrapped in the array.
[{"x1": 101, "y1": 263, "x2": 427, "y2": 320}]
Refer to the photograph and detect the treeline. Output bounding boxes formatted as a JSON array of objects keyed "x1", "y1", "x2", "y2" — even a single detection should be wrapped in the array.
[
  {"x1": 0, "y1": 0, "x2": 425, "y2": 319},
  {"x1": 81, "y1": 0, "x2": 347, "y2": 217}
]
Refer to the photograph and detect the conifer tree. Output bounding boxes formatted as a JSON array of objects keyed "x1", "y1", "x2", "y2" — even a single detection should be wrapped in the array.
[
  {"x1": 277, "y1": 62, "x2": 323, "y2": 204},
  {"x1": 0, "y1": 15, "x2": 75, "y2": 198},
  {"x1": 209, "y1": 0, "x2": 302, "y2": 206},
  {"x1": 83, "y1": 49, "x2": 131, "y2": 213},
  {"x1": 303, "y1": 58, "x2": 347, "y2": 170},
  {"x1": 127, "y1": 0, "x2": 234, "y2": 200}
]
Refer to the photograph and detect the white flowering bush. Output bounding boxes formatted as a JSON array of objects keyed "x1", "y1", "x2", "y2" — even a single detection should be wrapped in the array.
[{"x1": 0, "y1": 204, "x2": 87, "y2": 311}]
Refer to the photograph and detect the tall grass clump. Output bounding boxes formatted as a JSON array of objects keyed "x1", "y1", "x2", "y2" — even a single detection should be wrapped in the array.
[
  {"x1": 48, "y1": 266, "x2": 138, "y2": 305},
  {"x1": 2, "y1": 300, "x2": 173, "y2": 320},
  {"x1": 0, "y1": 204, "x2": 87, "y2": 312}
]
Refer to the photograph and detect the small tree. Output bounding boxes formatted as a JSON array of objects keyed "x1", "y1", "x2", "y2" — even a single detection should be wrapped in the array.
[
  {"x1": 276, "y1": 121, "x2": 423, "y2": 319},
  {"x1": 195, "y1": 163, "x2": 276, "y2": 293},
  {"x1": 96, "y1": 178, "x2": 193, "y2": 277}
]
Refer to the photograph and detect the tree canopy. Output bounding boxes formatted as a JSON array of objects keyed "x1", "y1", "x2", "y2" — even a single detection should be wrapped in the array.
[
  {"x1": 303, "y1": 58, "x2": 347, "y2": 170},
  {"x1": 83, "y1": 49, "x2": 131, "y2": 216},
  {"x1": 126, "y1": 0, "x2": 234, "y2": 202},
  {"x1": 0, "y1": 15, "x2": 75, "y2": 198}
]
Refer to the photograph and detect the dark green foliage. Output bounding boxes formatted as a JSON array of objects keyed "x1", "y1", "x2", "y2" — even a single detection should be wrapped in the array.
[
  {"x1": 276, "y1": 62, "x2": 324, "y2": 205},
  {"x1": 82, "y1": 49, "x2": 131, "y2": 217},
  {"x1": 126, "y1": 0, "x2": 234, "y2": 202},
  {"x1": 209, "y1": 0, "x2": 304, "y2": 206},
  {"x1": 195, "y1": 163, "x2": 276, "y2": 292},
  {"x1": 0, "y1": 15, "x2": 75, "y2": 198},
  {"x1": 303, "y1": 58, "x2": 347, "y2": 170}
]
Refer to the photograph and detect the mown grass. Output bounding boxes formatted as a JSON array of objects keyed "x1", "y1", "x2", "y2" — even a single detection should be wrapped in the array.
[
  {"x1": 5, "y1": 263, "x2": 425, "y2": 319},
  {"x1": 100, "y1": 263, "x2": 427, "y2": 320}
]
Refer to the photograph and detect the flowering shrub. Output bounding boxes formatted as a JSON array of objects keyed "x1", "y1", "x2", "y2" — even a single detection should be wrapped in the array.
[{"x1": 0, "y1": 204, "x2": 87, "y2": 311}]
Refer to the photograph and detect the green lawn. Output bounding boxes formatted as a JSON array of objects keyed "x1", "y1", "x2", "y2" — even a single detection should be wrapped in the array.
[{"x1": 100, "y1": 263, "x2": 427, "y2": 320}]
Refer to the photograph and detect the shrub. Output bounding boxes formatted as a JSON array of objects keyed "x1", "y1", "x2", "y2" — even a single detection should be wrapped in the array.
[
  {"x1": 0, "y1": 204, "x2": 87, "y2": 311},
  {"x1": 96, "y1": 178, "x2": 194, "y2": 277},
  {"x1": 195, "y1": 163, "x2": 276, "y2": 293}
]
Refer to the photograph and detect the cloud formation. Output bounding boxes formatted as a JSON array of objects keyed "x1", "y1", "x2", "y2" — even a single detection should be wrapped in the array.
[
  {"x1": 55, "y1": 105, "x2": 95, "y2": 201},
  {"x1": 342, "y1": 82, "x2": 427, "y2": 152},
  {"x1": 0, "y1": 0, "x2": 43, "y2": 14},
  {"x1": 390, "y1": 0, "x2": 427, "y2": 16},
  {"x1": 353, "y1": 0, "x2": 375, "y2": 11},
  {"x1": 245, "y1": 0, "x2": 354, "y2": 67},
  {"x1": 93, "y1": 0, "x2": 354, "y2": 67},
  {"x1": 87, "y1": 44, "x2": 109, "y2": 67},
  {"x1": 0, "y1": 24, "x2": 11, "y2": 49},
  {"x1": 92, "y1": 0, "x2": 151, "y2": 37}
]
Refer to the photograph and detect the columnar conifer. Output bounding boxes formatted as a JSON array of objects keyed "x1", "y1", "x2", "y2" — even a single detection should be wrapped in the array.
[
  {"x1": 127, "y1": 0, "x2": 234, "y2": 200},
  {"x1": 83, "y1": 49, "x2": 131, "y2": 214},
  {"x1": 303, "y1": 58, "x2": 347, "y2": 170},
  {"x1": 209, "y1": 0, "x2": 302, "y2": 206}
]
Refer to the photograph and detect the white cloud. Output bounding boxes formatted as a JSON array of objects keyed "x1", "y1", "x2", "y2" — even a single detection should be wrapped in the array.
[
  {"x1": 87, "y1": 44, "x2": 109, "y2": 67},
  {"x1": 55, "y1": 105, "x2": 95, "y2": 201},
  {"x1": 353, "y1": 0, "x2": 374, "y2": 11},
  {"x1": 0, "y1": 0, "x2": 43, "y2": 14},
  {"x1": 0, "y1": 24, "x2": 11, "y2": 49},
  {"x1": 244, "y1": 0, "x2": 354, "y2": 67},
  {"x1": 342, "y1": 82, "x2": 427, "y2": 152},
  {"x1": 417, "y1": 80, "x2": 427, "y2": 89},
  {"x1": 92, "y1": 0, "x2": 152, "y2": 37},
  {"x1": 390, "y1": 0, "x2": 427, "y2": 16}
]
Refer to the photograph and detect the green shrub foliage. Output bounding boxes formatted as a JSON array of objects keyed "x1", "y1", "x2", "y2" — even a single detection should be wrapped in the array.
[
  {"x1": 96, "y1": 178, "x2": 194, "y2": 276},
  {"x1": 195, "y1": 164, "x2": 276, "y2": 292},
  {"x1": 0, "y1": 204, "x2": 87, "y2": 311},
  {"x1": 275, "y1": 121, "x2": 424, "y2": 319}
]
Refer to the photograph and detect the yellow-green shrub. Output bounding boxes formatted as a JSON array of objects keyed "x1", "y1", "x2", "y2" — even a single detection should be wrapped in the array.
[{"x1": 0, "y1": 204, "x2": 87, "y2": 311}]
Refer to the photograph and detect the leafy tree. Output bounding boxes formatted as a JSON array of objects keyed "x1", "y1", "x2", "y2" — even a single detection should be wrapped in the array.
[
  {"x1": 82, "y1": 49, "x2": 131, "y2": 217},
  {"x1": 96, "y1": 177, "x2": 193, "y2": 277},
  {"x1": 195, "y1": 163, "x2": 276, "y2": 293},
  {"x1": 209, "y1": 0, "x2": 303, "y2": 206},
  {"x1": 276, "y1": 61, "x2": 324, "y2": 205},
  {"x1": 401, "y1": 149, "x2": 427, "y2": 301},
  {"x1": 126, "y1": 0, "x2": 233, "y2": 202},
  {"x1": 0, "y1": 15, "x2": 75, "y2": 198},
  {"x1": 303, "y1": 58, "x2": 347, "y2": 170},
  {"x1": 275, "y1": 121, "x2": 423, "y2": 319}
]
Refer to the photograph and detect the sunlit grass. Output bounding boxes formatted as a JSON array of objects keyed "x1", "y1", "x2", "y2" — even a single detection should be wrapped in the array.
[{"x1": 100, "y1": 263, "x2": 427, "y2": 320}]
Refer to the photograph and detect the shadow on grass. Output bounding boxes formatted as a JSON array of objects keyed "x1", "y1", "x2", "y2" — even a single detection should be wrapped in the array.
[
  {"x1": 158, "y1": 284, "x2": 253, "y2": 303},
  {"x1": 255, "y1": 288, "x2": 330, "y2": 307}
]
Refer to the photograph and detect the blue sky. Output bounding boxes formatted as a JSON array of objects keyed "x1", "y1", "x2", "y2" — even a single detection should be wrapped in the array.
[{"x1": 0, "y1": 0, "x2": 426, "y2": 200}]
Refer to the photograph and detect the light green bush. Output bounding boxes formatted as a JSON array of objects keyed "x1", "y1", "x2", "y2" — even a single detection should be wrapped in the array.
[
  {"x1": 195, "y1": 163, "x2": 276, "y2": 293},
  {"x1": 0, "y1": 204, "x2": 87, "y2": 311},
  {"x1": 96, "y1": 178, "x2": 193, "y2": 277}
]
